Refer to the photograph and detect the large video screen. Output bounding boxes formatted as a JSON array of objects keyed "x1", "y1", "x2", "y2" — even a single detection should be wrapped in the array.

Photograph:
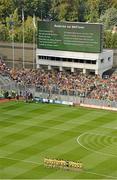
[{"x1": 37, "y1": 21, "x2": 103, "y2": 53}]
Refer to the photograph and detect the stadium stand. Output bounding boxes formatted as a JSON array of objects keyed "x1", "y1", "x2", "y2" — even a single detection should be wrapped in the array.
[
  {"x1": 0, "y1": 58, "x2": 117, "y2": 104},
  {"x1": 9, "y1": 68, "x2": 117, "y2": 102}
]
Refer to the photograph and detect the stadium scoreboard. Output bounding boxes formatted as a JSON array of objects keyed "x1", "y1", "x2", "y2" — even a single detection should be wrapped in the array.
[{"x1": 37, "y1": 21, "x2": 103, "y2": 53}]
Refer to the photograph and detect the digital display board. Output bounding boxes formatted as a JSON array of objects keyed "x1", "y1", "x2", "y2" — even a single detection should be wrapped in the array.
[{"x1": 37, "y1": 21, "x2": 103, "y2": 53}]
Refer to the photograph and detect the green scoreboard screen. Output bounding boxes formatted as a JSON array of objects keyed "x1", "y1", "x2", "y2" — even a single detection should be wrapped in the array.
[{"x1": 37, "y1": 21, "x2": 103, "y2": 53}]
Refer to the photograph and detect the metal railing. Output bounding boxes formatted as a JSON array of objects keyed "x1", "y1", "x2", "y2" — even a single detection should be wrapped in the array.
[{"x1": 0, "y1": 83, "x2": 117, "y2": 109}]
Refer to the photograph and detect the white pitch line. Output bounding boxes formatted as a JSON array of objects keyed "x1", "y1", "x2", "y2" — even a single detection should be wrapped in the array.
[
  {"x1": 84, "y1": 170, "x2": 117, "y2": 179},
  {"x1": 77, "y1": 132, "x2": 117, "y2": 179},
  {"x1": 0, "y1": 156, "x2": 41, "y2": 165},
  {"x1": 77, "y1": 132, "x2": 117, "y2": 157},
  {"x1": 1, "y1": 157, "x2": 117, "y2": 179}
]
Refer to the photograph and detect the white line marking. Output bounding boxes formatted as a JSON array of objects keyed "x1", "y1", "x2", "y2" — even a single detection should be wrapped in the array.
[
  {"x1": 1, "y1": 157, "x2": 116, "y2": 178},
  {"x1": 84, "y1": 170, "x2": 117, "y2": 179},
  {"x1": 77, "y1": 132, "x2": 117, "y2": 157},
  {"x1": 77, "y1": 132, "x2": 117, "y2": 178},
  {"x1": 0, "y1": 156, "x2": 41, "y2": 165}
]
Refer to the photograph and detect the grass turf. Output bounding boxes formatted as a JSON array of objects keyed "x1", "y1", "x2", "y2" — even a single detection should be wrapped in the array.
[{"x1": 0, "y1": 101, "x2": 117, "y2": 179}]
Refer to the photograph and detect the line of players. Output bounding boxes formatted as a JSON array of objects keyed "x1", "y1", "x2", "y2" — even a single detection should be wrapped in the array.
[{"x1": 44, "y1": 158, "x2": 83, "y2": 171}]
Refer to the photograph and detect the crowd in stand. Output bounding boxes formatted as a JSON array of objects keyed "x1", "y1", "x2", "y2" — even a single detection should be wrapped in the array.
[
  {"x1": 9, "y1": 68, "x2": 117, "y2": 102},
  {"x1": 88, "y1": 73, "x2": 117, "y2": 101},
  {"x1": 0, "y1": 59, "x2": 117, "y2": 102},
  {"x1": 0, "y1": 57, "x2": 10, "y2": 75}
]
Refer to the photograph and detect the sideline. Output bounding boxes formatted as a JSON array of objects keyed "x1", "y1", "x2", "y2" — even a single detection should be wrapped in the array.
[
  {"x1": 1, "y1": 156, "x2": 116, "y2": 179},
  {"x1": 84, "y1": 170, "x2": 117, "y2": 179},
  {"x1": 0, "y1": 156, "x2": 41, "y2": 165}
]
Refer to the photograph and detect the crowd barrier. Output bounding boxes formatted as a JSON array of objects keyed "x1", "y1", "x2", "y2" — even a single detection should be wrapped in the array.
[
  {"x1": 0, "y1": 83, "x2": 117, "y2": 110},
  {"x1": 80, "y1": 103, "x2": 117, "y2": 111},
  {"x1": 34, "y1": 97, "x2": 73, "y2": 106}
]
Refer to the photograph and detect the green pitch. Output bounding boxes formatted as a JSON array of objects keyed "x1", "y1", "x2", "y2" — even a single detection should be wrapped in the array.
[{"x1": 0, "y1": 101, "x2": 117, "y2": 179}]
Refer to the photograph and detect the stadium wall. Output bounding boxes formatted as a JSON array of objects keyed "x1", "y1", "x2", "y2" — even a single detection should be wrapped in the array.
[
  {"x1": 113, "y1": 49, "x2": 117, "y2": 67},
  {"x1": 0, "y1": 41, "x2": 117, "y2": 68},
  {"x1": 0, "y1": 41, "x2": 36, "y2": 69},
  {"x1": 36, "y1": 48, "x2": 113, "y2": 76}
]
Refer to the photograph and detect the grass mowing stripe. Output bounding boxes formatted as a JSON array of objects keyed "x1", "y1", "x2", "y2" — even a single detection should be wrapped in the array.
[
  {"x1": 0, "y1": 118, "x2": 104, "y2": 157},
  {"x1": 0, "y1": 105, "x2": 73, "y2": 137},
  {"x1": 77, "y1": 132, "x2": 117, "y2": 158},
  {"x1": 0, "y1": 160, "x2": 39, "y2": 179},
  {"x1": 0, "y1": 157, "x2": 41, "y2": 165},
  {"x1": 84, "y1": 170, "x2": 117, "y2": 179},
  {"x1": 94, "y1": 157, "x2": 117, "y2": 175},
  {"x1": 0, "y1": 126, "x2": 48, "y2": 147},
  {"x1": 0, "y1": 102, "x2": 117, "y2": 179},
  {"x1": 1, "y1": 109, "x2": 106, "y2": 151},
  {"x1": 5, "y1": 130, "x2": 80, "y2": 160},
  {"x1": 1, "y1": 117, "x2": 85, "y2": 156},
  {"x1": 0, "y1": 137, "x2": 82, "y2": 179},
  {"x1": 14, "y1": 165, "x2": 55, "y2": 179}
]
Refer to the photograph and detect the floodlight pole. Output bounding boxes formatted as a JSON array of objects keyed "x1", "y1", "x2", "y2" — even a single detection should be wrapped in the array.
[
  {"x1": 11, "y1": 23, "x2": 15, "y2": 70},
  {"x1": 23, "y1": 19, "x2": 25, "y2": 68},
  {"x1": 22, "y1": 8, "x2": 25, "y2": 69},
  {"x1": 33, "y1": 23, "x2": 35, "y2": 69},
  {"x1": 10, "y1": 15, "x2": 15, "y2": 70},
  {"x1": 33, "y1": 31, "x2": 35, "y2": 69}
]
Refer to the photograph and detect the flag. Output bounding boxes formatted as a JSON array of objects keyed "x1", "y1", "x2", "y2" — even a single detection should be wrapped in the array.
[
  {"x1": 22, "y1": 9, "x2": 24, "y2": 22},
  {"x1": 33, "y1": 14, "x2": 36, "y2": 29}
]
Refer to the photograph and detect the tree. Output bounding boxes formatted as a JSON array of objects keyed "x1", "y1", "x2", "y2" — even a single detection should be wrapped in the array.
[
  {"x1": 103, "y1": 31, "x2": 112, "y2": 48},
  {"x1": 65, "y1": 0, "x2": 85, "y2": 22},
  {"x1": 6, "y1": 9, "x2": 20, "y2": 42},
  {"x1": 50, "y1": 0, "x2": 86, "y2": 22},
  {"x1": 85, "y1": 0, "x2": 100, "y2": 22},
  {"x1": 50, "y1": 0, "x2": 68, "y2": 21},
  {"x1": 103, "y1": 31, "x2": 117, "y2": 48},
  {"x1": 0, "y1": 23, "x2": 8, "y2": 41},
  {"x1": 98, "y1": 1, "x2": 111, "y2": 16},
  {"x1": 50, "y1": 0, "x2": 60, "y2": 21},
  {"x1": 24, "y1": 16, "x2": 34, "y2": 43},
  {"x1": 111, "y1": 33, "x2": 117, "y2": 48},
  {"x1": 0, "y1": 0, "x2": 13, "y2": 22},
  {"x1": 110, "y1": 0, "x2": 117, "y2": 9},
  {"x1": 99, "y1": 7, "x2": 117, "y2": 30}
]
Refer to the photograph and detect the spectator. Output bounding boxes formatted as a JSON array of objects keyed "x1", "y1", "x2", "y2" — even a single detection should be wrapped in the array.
[{"x1": 0, "y1": 59, "x2": 117, "y2": 102}]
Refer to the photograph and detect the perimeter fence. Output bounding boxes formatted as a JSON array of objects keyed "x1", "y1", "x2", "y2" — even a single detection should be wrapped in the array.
[{"x1": 0, "y1": 83, "x2": 117, "y2": 109}]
